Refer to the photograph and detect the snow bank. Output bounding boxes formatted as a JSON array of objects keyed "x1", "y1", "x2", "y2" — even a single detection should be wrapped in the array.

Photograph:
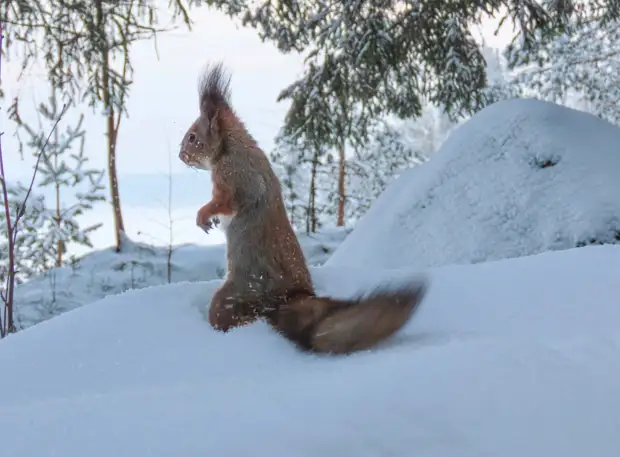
[
  {"x1": 2, "y1": 244, "x2": 620, "y2": 457},
  {"x1": 329, "y1": 99, "x2": 620, "y2": 270},
  {"x1": 13, "y1": 228, "x2": 348, "y2": 330}
]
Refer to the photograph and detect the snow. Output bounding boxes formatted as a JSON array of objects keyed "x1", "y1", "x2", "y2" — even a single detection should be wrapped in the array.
[
  {"x1": 4, "y1": 98, "x2": 620, "y2": 456},
  {"x1": 1, "y1": 244, "x2": 620, "y2": 456},
  {"x1": 328, "y1": 98, "x2": 620, "y2": 270},
  {"x1": 12, "y1": 228, "x2": 349, "y2": 330}
]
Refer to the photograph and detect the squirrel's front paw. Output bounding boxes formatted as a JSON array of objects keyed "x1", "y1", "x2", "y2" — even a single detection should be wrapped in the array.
[{"x1": 197, "y1": 213, "x2": 220, "y2": 234}]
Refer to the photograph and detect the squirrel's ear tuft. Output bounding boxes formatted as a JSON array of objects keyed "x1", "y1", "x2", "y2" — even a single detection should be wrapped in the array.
[{"x1": 199, "y1": 62, "x2": 232, "y2": 128}]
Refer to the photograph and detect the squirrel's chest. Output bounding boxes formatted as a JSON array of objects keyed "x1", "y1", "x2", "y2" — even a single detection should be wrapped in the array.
[{"x1": 218, "y1": 214, "x2": 234, "y2": 231}]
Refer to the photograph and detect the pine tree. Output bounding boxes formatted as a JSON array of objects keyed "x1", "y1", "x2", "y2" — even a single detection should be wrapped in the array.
[
  {"x1": 10, "y1": 89, "x2": 106, "y2": 268},
  {"x1": 500, "y1": 16, "x2": 620, "y2": 125},
  {"x1": 344, "y1": 104, "x2": 456, "y2": 223},
  {"x1": 2, "y1": 0, "x2": 196, "y2": 252},
  {"x1": 208, "y1": 0, "x2": 618, "y2": 139},
  {"x1": 270, "y1": 132, "x2": 332, "y2": 233},
  {"x1": 272, "y1": 101, "x2": 459, "y2": 230},
  {"x1": 209, "y1": 0, "x2": 616, "y2": 224},
  {"x1": 270, "y1": 133, "x2": 312, "y2": 232},
  {"x1": 0, "y1": 183, "x2": 49, "y2": 284}
]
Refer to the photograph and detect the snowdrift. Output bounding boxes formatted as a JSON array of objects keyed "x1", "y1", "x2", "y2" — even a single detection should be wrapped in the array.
[
  {"x1": 1, "y1": 245, "x2": 620, "y2": 457},
  {"x1": 328, "y1": 99, "x2": 620, "y2": 270},
  {"x1": 13, "y1": 228, "x2": 348, "y2": 330}
]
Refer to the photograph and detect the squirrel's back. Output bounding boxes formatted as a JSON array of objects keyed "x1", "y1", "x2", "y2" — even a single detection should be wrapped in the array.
[{"x1": 218, "y1": 150, "x2": 314, "y2": 297}]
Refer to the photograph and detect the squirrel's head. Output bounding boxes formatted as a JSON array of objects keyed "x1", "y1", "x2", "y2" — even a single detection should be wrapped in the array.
[
  {"x1": 179, "y1": 117, "x2": 216, "y2": 170},
  {"x1": 179, "y1": 62, "x2": 232, "y2": 170}
]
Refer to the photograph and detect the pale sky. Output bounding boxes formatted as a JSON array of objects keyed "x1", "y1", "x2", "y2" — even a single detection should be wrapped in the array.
[{"x1": 0, "y1": 4, "x2": 514, "y2": 257}]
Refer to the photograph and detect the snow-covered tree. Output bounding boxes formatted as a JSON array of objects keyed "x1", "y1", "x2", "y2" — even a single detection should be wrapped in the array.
[
  {"x1": 270, "y1": 132, "x2": 332, "y2": 233},
  {"x1": 0, "y1": 183, "x2": 49, "y2": 284},
  {"x1": 272, "y1": 100, "x2": 460, "y2": 229},
  {"x1": 251, "y1": 1, "x2": 595, "y2": 227},
  {"x1": 344, "y1": 104, "x2": 457, "y2": 223},
  {"x1": 3, "y1": 0, "x2": 200, "y2": 253},
  {"x1": 344, "y1": 122, "x2": 417, "y2": 223},
  {"x1": 480, "y1": 44, "x2": 523, "y2": 105},
  {"x1": 511, "y1": 18, "x2": 619, "y2": 124},
  {"x1": 10, "y1": 90, "x2": 106, "y2": 268},
  {"x1": 0, "y1": 180, "x2": 51, "y2": 336},
  {"x1": 202, "y1": 0, "x2": 620, "y2": 151},
  {"x1": 270, "y1": 133, "x2": 311, "y2": 232}
]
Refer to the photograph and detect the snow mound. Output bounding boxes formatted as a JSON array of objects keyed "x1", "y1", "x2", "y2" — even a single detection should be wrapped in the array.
[
  {"x1": 329, "y1": 99, "x2": 620, "y2": 270},
  {"x1": 13, "y1": 228, "x2": 348, "y2": 331},
  {"x1": 2, "y1": 245, "x2": 620, "y2": 457}
]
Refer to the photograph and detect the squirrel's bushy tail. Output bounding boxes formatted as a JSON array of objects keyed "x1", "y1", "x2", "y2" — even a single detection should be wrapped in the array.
[{"x1": 268, "y1": 281, "x2": 428, "y2": 354}]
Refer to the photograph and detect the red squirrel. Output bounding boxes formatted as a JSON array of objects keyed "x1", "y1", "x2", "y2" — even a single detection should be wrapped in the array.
[{"x1": 178, "y1": 63, "x2": 427, "y2": 354}]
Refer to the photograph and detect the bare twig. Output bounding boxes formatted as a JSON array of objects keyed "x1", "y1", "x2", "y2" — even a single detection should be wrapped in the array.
[{"x1": 13, "y1": 104, "x2": 69, "y2": 236}]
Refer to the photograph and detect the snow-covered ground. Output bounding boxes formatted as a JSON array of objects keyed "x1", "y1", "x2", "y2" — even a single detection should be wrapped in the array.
[
  {"x1": 1, "y1": 244, "x2": 619, "y2": 457},
  {"x1": 13, "y1": 228, "x2": 349, "y2": 330},
  {"x1": 329, "y1": 98, "x2": 620, "y2": 270},
  {"x1": 3, "y1": 98, "x2": 620, "y2": 456}
]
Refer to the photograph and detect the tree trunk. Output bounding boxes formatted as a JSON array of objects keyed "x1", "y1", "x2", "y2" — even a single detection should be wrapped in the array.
[
  {"x1": 0, "y1": 21, "x2": 14, "y2": 334},
  {"x1": 96, "y1": 0, "x2": 125, "y2": 252},
  {"x1": 337, "y1": 143, "x2": 346, "y2": 226},
  {"x1": 308, "y1": 145, "x2": 319, "y2": 233},
  {"x1": 305, "y1": 185, "x2": 311, "y2": 234},
  {"x1": 106, "y1": 108, "x2": 125, "y2": 252},
  {"x1": 0, "y1": 139, "x2": 16, "y2": 337},
  {"x1": 0, "y1": 178, "x2": 16, "y2": 337},
  {"x1": 55, "y1": 180, "x2": 63, "y2": 266}
]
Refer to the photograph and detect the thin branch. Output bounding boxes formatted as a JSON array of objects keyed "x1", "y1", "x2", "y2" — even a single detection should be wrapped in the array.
[
  {"x1": 0, "y1": 95, "x2": 69, "y2": 337},
  {"x1": 521, "y1": 49, "x2": 620, "y2": 76},
  {"x1": 13, "y1": 103, "x2": 69, "y2": 236}
]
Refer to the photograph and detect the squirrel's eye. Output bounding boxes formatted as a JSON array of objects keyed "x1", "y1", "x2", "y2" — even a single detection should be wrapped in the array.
[{"x1": 188, "y1": 133, "x2": 196, "y2": 143}]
